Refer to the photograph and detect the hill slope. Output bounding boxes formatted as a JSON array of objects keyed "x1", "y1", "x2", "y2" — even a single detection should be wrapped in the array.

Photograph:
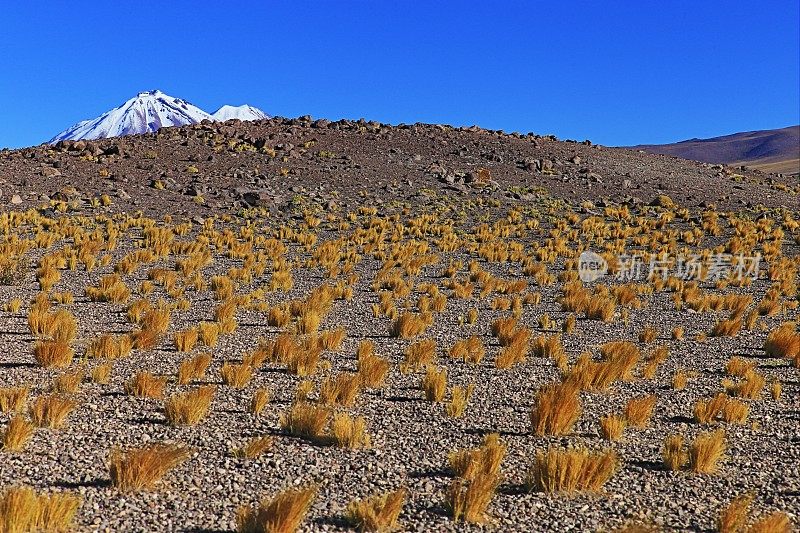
[
  {"x1": 3, "y1": 116, "x2": 797, "y2": 218},
  {"x1": 630, "y1": 125, "x2": 800, "y2": 175}
]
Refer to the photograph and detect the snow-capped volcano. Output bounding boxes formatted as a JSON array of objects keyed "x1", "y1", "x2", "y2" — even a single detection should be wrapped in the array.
[
  {"x1": 49, "y1": 90, "x2": 268, "y2": 143},
  {"x1": 212, "y1": 105, "x2": 268, "y2": 122}
]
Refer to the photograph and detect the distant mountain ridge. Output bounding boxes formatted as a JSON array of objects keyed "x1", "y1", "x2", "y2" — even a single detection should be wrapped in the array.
[
  {"x1": 629, "y1": 125, "x2": 800, "y2": 176},
  {"x1": 50, "y1": 90, "x2": 268, "y2": 143}
]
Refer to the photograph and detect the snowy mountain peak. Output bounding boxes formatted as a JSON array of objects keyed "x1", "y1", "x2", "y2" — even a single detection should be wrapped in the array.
[
  {"x1": 212, "y1": 104, "x2": 269, "y2": 122},
  {"x1": 49, "y1": 90, "x2": 269, "y2": 143}
]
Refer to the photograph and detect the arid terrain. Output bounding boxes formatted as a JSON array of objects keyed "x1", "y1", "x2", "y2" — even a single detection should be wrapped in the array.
[
  {"x1": 632, "y1": 125, "x2": 800, "y2": 177},
  {"x1": 0, "y1": 117, "x2": 798, "y2": 532}
]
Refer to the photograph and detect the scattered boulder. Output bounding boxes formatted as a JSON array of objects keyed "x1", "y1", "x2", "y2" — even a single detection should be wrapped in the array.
[
  {"x1": 649, "y1": 194, "x2": 676, "y2": 208},
  {"x1": 426, "y1": 162, "x2": 446, "y2": 177},
  {"x1": 41, "y1": 166, "x2": 61, "y2": 178},
  {"x1": 242, "y1": 190, "x2": 275, "y2": 207}
]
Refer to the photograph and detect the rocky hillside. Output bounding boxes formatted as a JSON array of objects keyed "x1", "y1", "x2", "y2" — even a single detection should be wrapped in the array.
[{"x1": 3, "y1": 116, "x2": 797, "y2": 218}]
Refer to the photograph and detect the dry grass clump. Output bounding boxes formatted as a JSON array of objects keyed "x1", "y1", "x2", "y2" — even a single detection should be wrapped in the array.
[
  {"x1": 357, "y1": 350, "x2": 390, "y2": 388},
  {"x1": 267, "y1": 305, "x2": 291, "y2": 328},
  {"x1": 530, "y1": 334, "x2": 565, "y2": 360},
  {"x1": 33, "y1": 340, "x2": 74, "y2": 369},
  {"x1": 725, "y1": 370, "x2": 765, "y2": 399},
  {"x1": 90, "y1": 363, "x2": 112, "y2": 385},
  {"x1": 249, "y1": 387, "x2": 271, "y2": 415},
  {"x1": 598, "y1": 341, "x2": 640, "y2": 378},
  {"x1": 449, "y1": 433, "x2": 506, "y2": 481},
  {"x1": 763, "y1": 323, "x2": 800, "y2": 366},
  {"x1": 0, "y1": 386, "x2": 28, "y2": 414},
  {"x1": 562, "y1": 314, "x2": 576, "y2": 334},
  {"x1": 623, "y1": 394, "x2": 657, "y2": 428},
  {"x1": 770, "y1": 380, "x2": 782, "y2": 401},
  {"x1": 233, "y1": 436, "x2": 274, "y2": 459},
  {"x1": 711, "y1": 318, "x2": 743, "y2": 337},
  {"x1": 662, "y1": 434, "x2": 688, "y2": 471},
  {"x1": 747, "y1": 512, "x2": 791, "y2": 533},
  {"x1": 526, "y1": 447, "x2": 618, "y2": 493},
  {"x1": 495, "y1": 340, "x2": 529, "y2": 369},
  {"x1": 29, "y1": 394, "x2": 77, "y2": 428},
  {"x1": 87, "y1": 273, "x2": 131, "y2": 303},
  {"x1": 177, "y1": 352, "x2": 212, "y2": 385},
  {"x1": 51, "y1": 370, "x2": 84, "y2": 394},
  {"x1": 693, "y1": 391, "x2": 726, "y2": 423},
  {"x1": 132, "y1": 307, "x2": 172, "y2": 350},
  {"x1": 131, "y1": 327, "x2": 161, "y2": 351},
  {"x1": 174, "y1": 328, "x2": 198, "y2": 352},
  {"x1": 389, "y1": 312, "x2": 428, "y2": 338},
  {"x1": 599, "y1": 414, "x2": 626, "y2": 441},
  {"x1": 2, "y1": 416, "x2": 35, "y2": 452},
  {"x1": 280, "y1": 402, "x2": 331, "y2": 441},
  {"x1": 319, "y1": 373, "x2": 362, "y2": 406},
  {"x1": 614, "y1": 284, "x2": 642, "y2": 309},
  {"x1": 400, "y1": 339, "x2": 436, "y2": 374},
  {"x1": 530, "y1": 382, "x2": 581, "y2": 436},
  {"x1": 87, "y1": 334, "x2": 133, "y2": 359},
  {"x1": 717, "y1": 493, "x2": 753, "y2": 533},
  {"x1": 41, "y1": 309, "x2": 77, "y2": 343},
  {"x1": 491, "y1": 317, "x2": 517, "y2": 344},
  {"x1": 421, "y1": 366, "x2": 447, "y2": 402},
  {"x1": 673, "y1": 369, "x2": 689, "y2": 390},
  {"x1": 124, "y1": 372, "x2": 167, "y2": 398},
  {"x1": 318, "y1": 327, "x2": 346, "y2": 351},
  {"x1": 294, "y1": 310, "x2": 321, "y2": 335},
  {"x1": 164, "y1": 385, "x2": 215, "y2": 426},
  {"x1": 0, "y1": 486, "x2": 81, "y2": 532},
  {"x1": 726, "y1": 357, "x2": 755, "y2": 377},
  {"x1": 109, "y1": 443, "x2": 191, "y2": 491},
  {"x1": 445, "y1": 384, "x2": 475, "y2": 418},
  {"x1": 345, "y1": 488, "x2": 406, "y2": 532},
  {"x1": 449, "y1": 336, "x2": 485, "y2": 365},
  {"x1": 445, "y1": 433, "x2": 504, "y2": 523},
  {"x1": 721, "y1": 398, "x2": 750, "y2": 424},
  {"x1": 27, "y1": 302, "x2": 50, "y2": 337},
  {"x1": 446, "y1": 473, "x2": 501, "y2": 524},
  {"x1": 4, "y1": 298, "x2": 22, "y2": 313},
  {"x1": 285, "y1": 342, "x2": 323, "y2": 377},
  {"x1": 694, "y1": 393, "x2": 751, "y2": 425},
  {"x1": 565, "y1": 342, "x2": 640, "y2": 391},
  {"x1": 198, "y1": 321, "x2": 220, "y2": 347},
  {"x1": 330, "y1": 413, "x2": 371, "y2": 448},
  {"x1": 221, "y1": 362, "x2": 254, "y2": 388},
  {"x1": 689, "y1": 429, "x2": 727, "y2": 474},
  {"x1": 236, "y1": 486, "x2": 316, "y2": 533},
  {"x1": 211, "y1": 275, "x2": 236, "y2": 300},
  {"x1": 584, "y1": 294, "x2": 616, "y2": 322},
  {"x1": 638, "y1": 326, "x2": 658, "y2": 343},
  {"x1": 126, "y1": 298, "x2": 151, "y2": 324}
]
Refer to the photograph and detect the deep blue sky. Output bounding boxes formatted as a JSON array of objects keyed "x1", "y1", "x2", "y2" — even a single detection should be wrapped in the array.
[{"x1": 1, "y1": 1, "x2": 798, "y2": 149}]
